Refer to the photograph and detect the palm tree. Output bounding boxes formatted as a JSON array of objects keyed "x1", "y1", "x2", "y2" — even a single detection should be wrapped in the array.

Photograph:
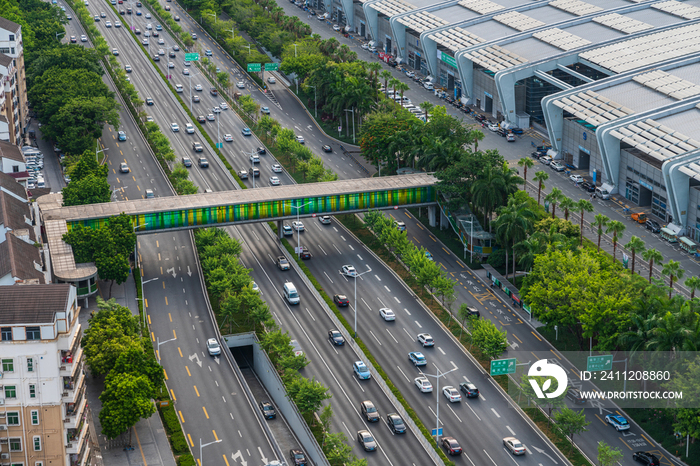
[
  {"x1": 380, "y1": 70, "x2": 392, "y2": 97},
  {"x1": 575, "y1": 199, "x2": 594, "y2": 246},
  {"x1": 396, "y1": 82, "x2": 410, "y2": 110},
  {"x1": 618, "y1": 311, "x2": 656, "y2": 353},
  {"x1": 517, "y1": 157, "x2": 534, "y2": 189},
  {"x1": 419, "y1": 101, "x2": 434, "y2": 121},
  {"x1": 686, "y1": 276, "x2": 700, "y2": 300},
  {"x1": 533, "y1": 171, "x2": 549, "y2": 205},
  {"x1": 514, "y1": 237, "x2": 543, "y2": 272},
  {"x1": 471, "y1": 164, "x2": 502, "y2": 232},
  {"x1": 559, "y1": 196, "x2": 576, "y2": 221},
  {"x1": 544, "y1": 187, "x2": 563, "y2": 219},
  {"x1": 662, "y1": 260, "x2": 684, "y2": 298},
  {"x1": 642, "y1": 248, "x2": 663, "y2": 284},
  {"x1": 367, "y1": 61, "x2": 382, "y2": 90},
  {"x1": 594, "y1": 214, "x2": 609, "y2": 251},
  {"x1": 467, "y1": 129, "x2": 484, "y2": 152},
  {"x1": 647, "y1": 311, "x2": 688, "y2": 353},
  {"x1": 532, "y1": 225, "x2": 568, "y2": 250},
  {"x1": 625, "y1": 236, "x2": 646, "y2": 275},
  {"x1": 493, "y1": 199, "x2": 536, "y2": 278},
  {"x1": 605, "y1": 220, "x2": 625, "y2": 262},
  {"x1": 388, "y1": 78, "x2": 401, "y2": 102}
]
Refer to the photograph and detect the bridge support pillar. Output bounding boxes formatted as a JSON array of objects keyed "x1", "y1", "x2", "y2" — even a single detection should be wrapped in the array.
[
  {"x1": 277, "y1": 220, "x2": 283, "y2": 239},
  {"x1": 428, "y1": 205, "x2": 437, "y2": 228},
  {"x1": 440, "y1": 207, "x2": 449, "y2": 230}
]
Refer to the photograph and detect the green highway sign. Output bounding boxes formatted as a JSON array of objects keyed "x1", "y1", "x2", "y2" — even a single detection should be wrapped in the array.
[
  {"x1": 490, "y1": 358, "x2": 517, "y2": 376},
  {"x1": 247, "y1": 63, "x2": 261, "y2": 72},
  {"x1": 264, "y1": 63, "x2": 279, "y2": 71},
  {"x1": 185, "y1": 53, "x2": 200, "y2": 62},
  {"x1": 587, "y1": 355, "x2": 613, "y2": 372}
]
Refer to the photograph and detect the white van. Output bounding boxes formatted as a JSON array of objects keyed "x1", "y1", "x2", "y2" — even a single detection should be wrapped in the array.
[
  {"x1": 595, "y1": 187, "x2": 610, "y2": 200},
  {"x1": 36, "y1": 176, "x2": 45, "y2": 189},
  {"x1": 283, "y1": 282, "x2": 300, "y2": 305}
]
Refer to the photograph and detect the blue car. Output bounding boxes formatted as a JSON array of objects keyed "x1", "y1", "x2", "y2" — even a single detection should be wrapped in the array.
[
  {"x1": 242, "y1": 127, "x2": 252, "y2": 136},
  {"x1": 408, "y1": 352, "x2": 427, "y2": 366},
  {"x1": 425, "y1": 251, "x2": 433, "y2": 261},
  {"x1": 118, "y1": 131, "x2": 126, "y2": 141},
  {"x1": 353, "y1": 361, "x2": 371, "y2": 380},
  {"x1": 605, "y1": 414, "x2": 630, "y2": 431},
  {"x1": 136, "y1": 10, "x2": 142, "y2": 15},
  {"x1": 156, "y1": 24, "x2": 162, "y2": 31}
]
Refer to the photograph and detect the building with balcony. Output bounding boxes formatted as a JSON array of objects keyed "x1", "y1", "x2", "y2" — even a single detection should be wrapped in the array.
[
  {"x1": 0, "y1": 17, "x2": 27, "y2": 145},
  {"x1": 0, "y1": 284, "x2": 90, "y2": 466}
]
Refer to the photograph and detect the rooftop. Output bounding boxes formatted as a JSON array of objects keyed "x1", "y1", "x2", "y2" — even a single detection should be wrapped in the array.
[
  {"x1": 0, "y1": 234, "x2": 44, "y2": 284},
  {"x1": 0, "y1": 189, "x2": 35, "y2": 241},
  {"x1": 0, "y1": 139, "x2": 24, "y2": 163},
  {"x1": 0, "y1": 16, "x2": 20, "y2": 35},
  {"x1": 0, "y1": 283, "x2": 73, "y2": 326}
]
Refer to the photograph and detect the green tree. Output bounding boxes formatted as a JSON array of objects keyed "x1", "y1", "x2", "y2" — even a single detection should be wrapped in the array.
[
  {"x1": 533, "y1": 170, "x2": 549, "y2": 205},
  {"x1": 625, "y1": 236, "x2": 646, "y2": 275},
  {"x1": 559, "y1": 196, "x2": 576, "y2": 221},
  {"x1": 519, "y1": 374, "x2": 567, "y2": 424},
  {"x1": 597, "y1": 441, "x2": 623, "y2": 466},
  {"x1": 99, "y1": 373, "x2": 156, "y2": 446},
  {"x1": 286, "y1": 376, "x2": 331, "y2": 417},
  {"x1": 642, "y1": 248, "x2": 663, "y2": 284},
  {"x1": 51, "y1": 96, "x2": 120, "y2": 155},
  {"x1": 686, "y1": 276, "x2": 700, "y2": 300},
  {"x1": 555, "y1": 407, "x2": 590, "y2": 452},
  {"x1": 544, "y1": 187, "x2": 563, "y2": 219},
  {"x1": 575, "y1": 199, "x2": 594, "y2": 246},
  {"x1": 605, "y1": 220, "x2": 626, "y2": 262},
  {"x1": 493, "y1": 198, "x2": 536, "y2": 278},
  {"x1": 517, "y1": 157, "x2": 534, "y2": 188},
  {"x1": 61, "y1": 173, "x2": 111, "y2": 206},
  {"x1": 112, "y1": 347, "x2": 164, "y2": 395},
  {"x1": 662, "y1": 260, "x2": 684, "y2": 298},
  {"x1": 594, "y1": 214, "x2": 609, "y2": 251},
  {"x1": 324, "y1": 433, "x2": 358, "y2": 466},
  {"x1": 471, "y1": 319, "x2": 508, "y2": 359},
  {"x1": 69, "y1": 149, "x2": 109, "y2": 181}
]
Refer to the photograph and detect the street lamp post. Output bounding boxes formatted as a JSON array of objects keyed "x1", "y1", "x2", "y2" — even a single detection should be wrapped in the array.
[
  {"x1": 290, "y1": 201, "x2": 313, "y2": 258},
  {"x1": 95, "y1": 141, "x2": 108, "y2": 163},
  {"x1": 344, "y1": 108, "x2": 356, "y2": 144},
  {"x1": 423, "y1": 366, "x2": 458, "y2": 448},
  {"x1": 340, "y1": 266, "x2": 372, "y2": 338},
  {"x1": 156, "y1": 336, "x2": 177, "y2": 363},
  {"x1": 137, "y1": 276, "x2": 158, "y2": 330},
  {"x1": 199, "y1": 437, "x2": 222, "y2": 466},
  {"x1": 56, "y1": 32, "x2": 65, "y2": 41},
  {"x1": 307, "y1": 85, "x2": 317, "y2": 118}
]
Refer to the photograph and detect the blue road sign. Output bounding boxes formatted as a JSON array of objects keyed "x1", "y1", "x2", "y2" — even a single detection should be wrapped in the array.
[{"x1": 431, "y1": 428, "x2": 443, "y2": 436}]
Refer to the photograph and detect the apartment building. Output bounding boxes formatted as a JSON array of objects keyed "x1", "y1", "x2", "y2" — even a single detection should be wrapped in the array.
[
  {"x1": 0, "y1": 17, "x2": 27, "y2": 145},
  {"x1": 0, "y1": 284, "x2": 90, "y2": 466}
]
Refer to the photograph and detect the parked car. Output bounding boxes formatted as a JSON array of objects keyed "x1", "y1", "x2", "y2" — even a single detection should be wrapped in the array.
[
  {"x1": 646, "y1": 219, "x2": 661, "y2": 233},
  {"x1": 580, "y1": 181, "x2": 596, "y2": 192},
  {"x1": 550, "y1": 161, "x2": 565, "y2": 171},
  {"x1": 569, "y1": 174, "x2": 584, "y2": 183}
]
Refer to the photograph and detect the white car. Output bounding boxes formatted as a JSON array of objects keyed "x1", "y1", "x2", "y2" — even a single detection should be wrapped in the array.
[
  {"x1": 487, "y1": 123, "x2": 499, "y2": 132},
  {"x1": 570, "y1": 174, "x2": 584, "y2": 183},
  {"x1": 414, "y1": 376, "x2": 433, "y2": 393},
  {"x1": 223, "y1": 134, "x2": 233, "y2": 142},
  {"x1": 195, "y1": 84, "x2": 203, "y2": 91},
  {"x1": 267, "y1": 76, "x2": 276, "y2": 84},
  {"x1": 213, "y1": 106, "x2": 221, "y2": 113},
  {"x1": 185, "y1": 123, "x2": 195, "y2": 134},
  {"x1": 379, "y1": 308, "x2": 395, "y2": 321},
  {"x1": 170, "y1": 123, "x2": 179, "y2": 132},
  {"x1": 443, "y1": 386, "x2": 462, "y2": 403},
  {"x1": 417, "y1": 333, "x2": 434, "y2": 347},
  {"x1": 319, "y1": 216, "x2": 331, "y2": 225},
  {"x1": 206, "y1": 338, "x2": 221, "y2": 356},
  {"x1": 342, "y1": 265, "x2": 357, "y2": 276},
  {"x1": 252, "y1": 282, "x2": 260, "y2": 293},
  {"x1": 332, "y1": 24, "x2": 341, "y2": 31},
  {"x1": 292, "y1": 221, "x2": 305, "y2": 231},
  {"x1": 236, "y1": 81, "x2": 245, "y2": 89},
  {"x1": 183, "y1": 68, "x2": 190, "y2": 75},
  {"x1": 106, "y1": 20, "x2": 112, "y2": 27},
  {"x1": 550, "y1": 161, "x2": 565, "y2": 172},
  {"x1": 220, "y1": 102, "x2": 229, "y2": 110},
  {"x1": 175, "y1": 84, "x2": 183, "y2": 93},
  {"x1": 206, "y1": 114, "x2": 216, "y2": 121},
  {"x1": 296, "y1": 135, "x2": 305, "y2": 144},
  {"x1": 271, "y1": 164, "x2": 282, "y2": 173},
  {"x1": 81, "y1": 35, "x2": 88, "y2": 42},
  {"x1": 269, "y1": 176, "x2": 280, "y2": 185}
]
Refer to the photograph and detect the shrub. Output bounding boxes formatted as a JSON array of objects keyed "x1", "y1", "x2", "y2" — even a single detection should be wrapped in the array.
[
  {"x1": 177, "y1": 454, "x2": 195, "y2": 466},
  {"x1": 170, "y1": 431, "x2": 189, "y2": 455}
]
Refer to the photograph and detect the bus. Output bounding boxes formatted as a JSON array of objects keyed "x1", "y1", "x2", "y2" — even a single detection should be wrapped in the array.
[{"x1": 660, "y1": 227, "x2": 678, "y2": 243}]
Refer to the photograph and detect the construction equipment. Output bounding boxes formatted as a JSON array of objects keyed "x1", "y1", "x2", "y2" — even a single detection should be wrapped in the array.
[{"x1": 631, "y1": 212, "x2": 647, "y2": 224}]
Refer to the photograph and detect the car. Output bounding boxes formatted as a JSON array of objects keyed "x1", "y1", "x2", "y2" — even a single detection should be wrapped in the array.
[
  {"x1": 289, "y1": 449, "x2": 307, "y2": 466},
  {"x1": 405, "y1": 70, "x2": 415, "y2": 78},
  {"x1": 153, "y1": 31, "x2": 160, "y2": 37},
  {"x1": 395, "y1": 220, "x2": 406, "y2": 231},
  {"x1": 206, "y1": 114, "x2": 215, "y2": 121},
  {"x1": 241, "y1": 127, "x2": 252, "y2": 136},
  {"x1": 220, "y1": 102, "x2": 228, "y2": 110},
  {"x1": 115, "y1": 21, "x2": 121, "y2": 27},
  {"x1": 191, "y1": 33, "x2": 197, "y2": 40},
  {"x1": 496, "y1": 128, "x2": 507, "y2": 137},
  {"x1": 171, "y1": 123, "x2": 179, "y2": 132},
  {"x1": 181, "y1": 156, "x2": 192, "y2": 167},
  {"x1": 487, "y1": 123, "x2": 499, "y2": 132},
  {"x1": 566, "y1": 387, "x2": 587, "y2": 404},
  {"x1": 506, "y1": 132, "x2": 516, "y2": 142},
  {"x1": 192, "y1": 95, "x2": 200, "y2": 103},
  {"x1": 257, "y1": 147, "x2": 266, "y2": 155},
  {"x1": 442, "y1": 437, "x2": 462, "y2": 456},
  {"x1": 580, "y1": 181, "x2": 596, "y2": 192},
  {"x1": 192, "y1": 142, "x2": 203, "y2": 152},
  {"x1": 238, "y1": 169, "x2": 248, "y2": 179},
  {"x1": 252, "y1": 282, "x2": 260, "y2": 293},
  {"x1": 292, "y1": 221, "x2": 305, "y2": 231},
  {"x1": 213, "y1": 106, "x2": 221, "y2": 113},
  {"x1": 164, "y1": 4, "x2": 170, "y2": 9},
  {"x1": 259, "y1": 401, "x2": 276, "y2": 420},
  {"x1": 379, "y1": 308, "x2": 395, "y2": 321},
  {"x1": 94, "y1": 15, "x2": 100, "y2": 21},
  {"x1": 353, "y1": 360, "x2": 371, "y2": 379},
  {"x1": 81, "y1": 35, "x2": 88, "y2": 42},
  {"x1": 146, "y1": 116, "x2": 154, "y2": 122},
  {"x1": 223, "y1": 134, "x2": 233, "y2": 142},
  {"x1": 465, "y1": 306, "x2": 480, "y2": 318},
  {"x1": 145, "y1": 189, "x2": 155, "y2": 199},
  {"x1": 168, "y1": 61, "x2": 175, "y2": 69},
  {"x1": 169, "y1": 51, "x2": 176, "y2": 58},
  {"x1": 70, "y1": 35, "x2": 77, "y2": 43},
  {"x1": 503, "y1": 437, "x2": 526, "y2": 455},
  {"x1": 333, "y1": 294, "x2": 349, "y2": 306},
  {"x1": 185, "y1": 123, "x2": 194, "y2": 134},
  {"x1": 146, "y1": 23, "x2": 152, "y2": 30},
  {"x1": 146, "y1": 98, "x2": 154, "y2": 106},
  {"x1": 646, "y1": 219, "x2": 661, "y2": 233},
  {"x1": 417, "y1": 333, "x2": 434, "y2": 347},
  {"x1": 299, "y1": 247, "x2": 311, "y2": 260},
  {"x1": 443, "y1": 386, "x2": 461, "y2": 402},
  {"x1": 145, "y1": 13, "x2": 151, "y2": 18},
  {"x1": 156, "y1": 24, "x2": 162, "y2": 31},
  {"x1": 414, "y1": 376, "x2": 433, "y2": 392},
  {"x1": 67, "y1": 14, "x2": 72, "y2": 19},
  {"x1": 332, "y1": 24, "x2": 341, "y2": 31},
  {"x1": 136, "y1": 10, "x2": 141, "y2": 15},
  {"x1": 206, "y1": 338, "x2": 221, "y2": 356},
  {"x1": 236, "y1": 81, "x2": 245, "y2": 89},
  {"x1": 271, "y1": 164, "x2": 282, "y2": 173},
  {"x1": 250, "y1": 166, "x2": 261, "y2": 177},
  {"x1": 632, "y1": 452, "x2": 660, "y2": 465},
  {"x1": 269, "y1": 176, "x2": 280, "y2": 186},
  {"x1": 296, "y1": 135, "x2": 305, "y2": 144},
  {"x1": 319, "y1": 216, "x2": 331, "y2": 225},
  {"x1": 281, "y1": 225, "x2": 293, "y2": 236},
  {"x1": 460, "y1": 382, "x2": 479, "y2": 398},
  {"x1": 360, "y1": 400, "x2": 379, "y2": 422},
  {"x1": 152, "y1": 55, "x2": 160, "y2": 61},
  {"x1": 173, "y1": 45, "x2": 180, "y2": 51},
  {"x1": 261, "y1": 106, "x2": 270, "y2": 114},
  {"x1": 117, "y1": 131, "x2": 127, "y2": 141},
  {"x1": 386, "y1": 413, "x2": 406, "y2": 434},
  {"x1": 328, "y1": 329, "x2": 344, "y2": 345},
  {"x1": 125, "y1": 65, "x2": 132, "y2": 73},
  {"x1": 183, "y1": 68, "x2": 190, "y2": 75},
  {"x1": 198, "y1": 157, "x2": 209, "y2": 168},
  {"x1": 550, "y1": 161, "x2": 565, "y2": 171},
  {"x1": 267, "y1": 76, "x2": 276, "y2": 84},
  {"x1": 425, "y1": 251, "x2": 434, "y2": 261},
  {"x1": 569, "y1": 174, "x2": 584, "y2": 183},
  {"x1": 322, "y1": 144, "x2": 332, "y2": 152},
  {"x1": 605, "y1": 414, "x2": 630, "y2": 431},
  {"x1": 119, "y1": 162, "x2": 130, "y2": 173},
  {"x1": 290, "y1": 339, "x2": 304, "y2": 357},
  {"x1": 357, "y1": 430, "x2": 376, "y2": 451},
  {"x1": 408, "y1": 352, "x2": 427, "y2": 366},
  {"x1": 341, "y1": 265, "x2": 356, "y2": 276},
  {"x1": 134, "y1": 27, "x2": 141, "y2": 34}
]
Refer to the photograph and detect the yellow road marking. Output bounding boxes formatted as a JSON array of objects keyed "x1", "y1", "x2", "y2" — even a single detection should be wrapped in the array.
[
  {"x1": 144, "y1": 298, "x2": 148, "y2": 308},
  {"x1": 430, "y1": 236, "x2": 436, "y2": 242},
  {"x1": 550, "y1": 350, "x2": 561, "y2": 360},
  {"x1": 169, "y1": 313, "x2": 172, "y2": 322},
  {"x1": 570, "y1": 368, "x2": 581, "y2": 379},
  {"x1": 619, "y1": 438, "x2": 632, "y2": 450},
  {"x1": 442, "y1": 247, "x2": 450, "y2": 255},
  {"x1": 164, "y1": 370, "x2": 168, "y2": 381},
  {"x1": 133, "y1": 423, "x2": 148, "y2": 466},
  {"x1": 531, "y1": 331, "x2": 542, "y2": 341},
  {"x1": 512, "y1": 334, "x2": 523, "y2": 344},
  {"x1": 178, "y1": 347, "x2": 183, "y2": 357},
  {"x1": 203, "y1": 406, "x2": 209, "y2": 419},
  {"x1": 158, "y1": 253, "x2": 161, "y2": 261},
  {"x1": 137, "y1": 185, "x2": 141, "y2": 191},
  {"x1": 165, "y1": 296, "x2": 168, "y2": 305},
  {"x1": 173, "y1": 329, "x2": 177, "y2": 339},
  {"x1": 163, "y1": 281, "x2": 165, "y2": 289},
  {"x1": 178, "y1": 411, "x2": 185, "y2": 423},
  {"x1": 531, "y1": 351, "x2": 539, "y2": 360},
  {"x1": 440, "y1": 263, "x2": 446, "y2": 270},
  {"x1": 194, "y1": 386, "x2": 200, "y2": 397},
  {"x1": 148, "y1": 315, "x2": 151, "y2": 325},
  {"x1": 186, "y1": 366, "x2": 191, "y2": 376},
  {"x1": 170, "y1": 389, "x2": 176, "y2": 400},
  {"x1": 213, "y1": 430, "x2": 218, "y2": 441},
  {"x1": 413, "y1": 236, "x2": 420, "y2": 243},
  {"x1": 187, "y1": 434, "x2": 194, "y2": 447},
  {"x1": 222, "y1": 454, "x2": 230, "y2": 466},
  {"x1": 156, "y1": 241, "x2": 159, "y2": 247},
  {"x1": 595, "y1": 414, "x2": 606, "y2": 425},
  {"x1": 151, "y1": 332, "x2": 155, "y2": 342},
  {"x1": 641, "y1": 434, "x2": 653, "y2": 446}
]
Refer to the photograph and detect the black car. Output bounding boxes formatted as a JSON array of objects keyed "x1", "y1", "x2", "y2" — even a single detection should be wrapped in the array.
[
  {"x1": 646, "y1": 219, "x2": 661, "y2": 233},
  {"x1": 249, "y1": 167, "x2": 260, "y2": 177},
  {"x1": 466, "y1": 306, "x2": 480, "y2": 318},
  {"x1": 169, "y1": 51, "x2": 176, "y2": 58},
  {"x1": 530, "y1": 151, "x2": 542, "y2": 159},
  {"x1": 632, "y1": 451, "x2": 660, "y2": 465},
  {"x1": 328, "y1": 329, "x2": 344, "y2": 345},
  {"x1": 299, "y1": 246, "x2": 311, "y2": 260},
  {"x1": 289, "y1": 449, "x2": 307, "y2": 466},
  {"x1": 580, "y1": 181, "x2": 596, "y2": 192},
  {"x1": 181, "y1": 156, "x2": 192, "y2": 167},
  {"x1": 152, "y1": 55, "x2": 160, "y2": 61},
  {"x1": 322, "y1": 144, "x2": 332, "y2": 152},
  {"x1": 459, "y1": 382, "x2": 479, "y2": 398},
  {"x1": 197, "y1": 115, "x2": 206, "y2": 123},
  {"x1": 496, "y1": 128, "x2": 507, "y2": 137},
  {"x1": 259, "y1": 401, "x2": 276, "y2": 420},
  {"x1": 442, "y1": 437, "x2": 462, "y2": 456},
  {"x1": 238, "y1": 169, "x2": 248, "y2": 179},
  {"x1": 257, "y1": 146, "x2": 266, "y2": 155},
  {"x1": 386, "y1": 413, "x2": 406, "y2": 434},
  {"x1": 333, "y1": 294, "x2": 349, "y2": 306},
  {"x1": 566, "y1": 387, "x2": 587, "y2": 404},
  {"x1": 146, "y1": 98, "x2": 154, "y2": 105}
]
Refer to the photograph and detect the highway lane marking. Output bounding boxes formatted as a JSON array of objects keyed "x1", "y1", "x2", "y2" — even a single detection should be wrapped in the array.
[
  {"x1": 442, "y1": 247, "x2": 450, "y2": 255},
  {"x1": 430, "y1": 235, "x2": 436, "y2": 242},
  {"x1": 369, "y1": 330, "x2": 382, "y2": 345},
  {"x1": 222, "y1": 455, "x2": 230, "y2": 466},
  {"x1": 483, "y1": 450, "x2": 498, "y2": 465},
  {"x1": 447, "y1": 404, "x2": 462, "y2": 422},
  {"x1": 203, "y1": 406, "x2": 209, "y2": 419},
  {"x1": 173, "y1": 329, "x2": 177, "y2": 339},
  {"x1": 194, "y1": 386, "x2": 200, "y2": 397},
  {"x1": 165, "y1": 296, "x2": 168, "y2": 305},
  {"x1": 403, "y1": 327, "x2": 412, "y2": 339},
  {"x1": 641, "y1": 434, "x2": 654, "y2": 446},
  {"x1": 506, "y1": 425, "x2": 516, "y2": 436},
  {"x1": 415, "y1": 321, "x2": 422, "y2": 328},
  {"x1": 595, "y1": 414, "x2": 607, "y2": 425},
  {"x1": 550, "y1": 350, "x2": 561, "y2": 360},
  {"x1": 619, "y1": 438, "x2": 633, "y2": 450},
  {"x1": 464, "y1": 399, "x2": 481, "y2": 421},
  {"x1": 570, "y1": 368, "x2": 580, "y2": 379},
  {"x1": 428, "y1": 406, "x2": 444, "y2": 425},
  {"x1": 361, "y1": 297, "x2": 372, "y2": 311},
  {"x1": 512, "y1": 333, "x2": 523, "y2": 344},
  {"x1": 163, "y1": 281, "x2": 165, "y2": 289},
  {"x1": 404, "y1": 308, "x2": 411, "y2": 315},
  {"x1": 531, "y1": 351, "x2": 539, "y2": 361},
  {"x1": 178, "y1": 347, "x2": 183, "y2": 357},
  {"x1": 357, "y1": 254, "x2": 363, "y2": 261},
  {"x1": 384, "y1": 285, "x2": 391, "y2": 292},
  {"x1": 375, "y1": 274, "x2": 382, "y2": 281},
  {"x1": 187, "y1": 434, "x2": 194, "y2": 447},
  {"x1": 186, "y1": 366, "x2": 191, "y2": 376},
  {"x1": 348, "y1": 244, "x2": 354, "y2": 250},
  {"x1": 394, "y1": 296, "x2": 401, "y2": 303},
  {"x1": 491, "y1": 408, "x2": 501, "y2": 418},
  {"x1": 305, "y1": 307, "x2": 315, "y2": 322},
  {"x1": 133, "y1": 424, "x2": 148, "y2": 466},
  {"x1": 179, "y1": 411, "x2": 185, "y2": 423},
  {"x1": 451, "y1": 361, "x2": 458, "y2": 371},
  {"x1": 531, "y1": 331, "x2": 542, "y2": 341},
  {"x1": 413, "y1": 236, "x2": 420, "y2": 243},
  {"x1": 156, "y1": 240, "x2": 159, "y2": 247},
  {"x1": 397, "y1": 365, "x2": 411, "y2": 382},
  {"x1": 323, "y1": 271, "x2": 334, "y2": 283},
  {"x1": 170, "y1": 389, "x2": 175, "y2": 400},
  {"x1": 438, "y1": 347, "x2": 446, "y2": 355},
  {"x1": 386, "y1": 329, "x2": 398, "y2": 343},
  {"x1": 151, "y1": 332, "x2": 155, "y2": 342},
  {"x1": 440, "y1": 263, "x2": 447, "y2": 270},
  {"x1": 342, "y1": 421, "x2": 353, "y2": 438},
  {"x1": 212, "y1": 430, "x2": 218, "y2": 441},
  {"x1": 169, "y1": 313, "x2": 172, "y2": 322}
]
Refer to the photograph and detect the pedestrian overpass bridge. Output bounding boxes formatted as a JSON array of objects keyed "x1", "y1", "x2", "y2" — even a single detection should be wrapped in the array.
[{"x1": 38, "y1": 173, "x2": 438, "y2": 233}]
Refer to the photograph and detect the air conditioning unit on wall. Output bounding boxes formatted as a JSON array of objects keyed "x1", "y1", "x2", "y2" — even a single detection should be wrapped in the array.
[
  {"x1": 0, "y1": 425, "x2": 7, "y2": 431},
  {"x1": 1, "y1": 452, "x2": 9, "y2": 459}
]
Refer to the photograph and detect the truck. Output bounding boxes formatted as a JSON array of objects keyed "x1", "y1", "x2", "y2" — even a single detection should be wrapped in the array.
[{"x1": 631, "y1": 212, "x2": 647, "y2": 224}]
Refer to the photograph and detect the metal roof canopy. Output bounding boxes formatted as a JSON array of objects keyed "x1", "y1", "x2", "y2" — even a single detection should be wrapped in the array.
[
  {"x1": 397, "y1": 10, "x2": 449, "y2": 33},
  {"x1": 552, "y1": 89, "x2": 635, "y2": 126},
  {"x1": 429, "y1": 26, "x2": 485, "y2": 52},
  {"x1": 609, "y1": 117, "x2": 700, "y2": 162},
  {"x1": 370, "y1": 0, "x2": 415, "y2": 16}
]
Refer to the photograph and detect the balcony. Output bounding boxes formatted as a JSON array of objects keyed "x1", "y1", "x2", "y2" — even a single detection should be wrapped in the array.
[
  {"x1": 66, "y1": 418, "x2": 89, "y2": 454},
  {"x1": 64, "y1": 389, "x2": 86, "y2": 429},
  {"x1": 70, "y1": 437, "x2": 91, "y2": 466},
  {"x1": 62, "y1": 370, "x2": 85, "y2": 403},
  {"x1": 60, "y1": 345, "x2": 83, "y2": 377}
]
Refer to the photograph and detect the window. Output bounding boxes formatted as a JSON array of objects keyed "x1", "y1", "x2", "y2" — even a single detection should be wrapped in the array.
[
  {"x1": 4, "y1": 386, "x2": 16, "y2": 398},
  {"x1": 7, "y1": 412, "x2": 19, "y2": 425},
  {"x1": 33, "y1": 437, "x2": 40, "y2": 451},
  {"x1": 8, "y1": 34, "x2": 14, "y2": 41},
  {"x1": 1, "y1": 327, "x2": 11, "y2": 341},
  {"x1": 30, "y1": 410, "x2": 38, "y2": 425},
  {"x1": 26, "y1": 327, "x2": 40, "y2": 340},
  {"x1": 27, "y1": 358, "x2": 33, "y2": 372},
  {"x1": 36, "y1": 462, "x2": 43, "y2": 466},
  {"x1": 29, "y1": 384, "x2": 36, "y2": 398},
  {"x1": 1, "y1": 359, "x2": 13, "y2": 372},
  {"x1": 0, "y1": 47, "x2": 9, "y2": 54},
  {"x1": 10, "y1": 438, "x2": 21, "y2": 451},
  {"x1": 12, "y1": 165, "x2": 19, "y2": 172}
]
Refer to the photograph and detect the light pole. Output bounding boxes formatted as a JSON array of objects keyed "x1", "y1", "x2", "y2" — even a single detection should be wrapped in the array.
[
  {"x1": 137, "y1": 276, "x2": 158, "y2": 329},
  {"x1": 111, "y1": 186, "x2": 127, "y2": 201},
  {"x1": 290, "y1": 201, "x2": 313, "y2": 258},
  {"x1": 228, "y1": 26, "x2": 235, "y2": 40},
  {"x1": 344, "y1": 108, "x2": 355, "y2": 144},
  {"x1": 95, "y1": 142, "x2": 108, "y2": 163},
  {"x1": 205, "y1": 12, "x2": 218, "y2": 38},
  {"x1": 199, "y1": 437, "x2": 222, "y2": 466},
  {"x1": 294, "y1": 44, "x2": 299, "y2": 94},
  {"x1": 307, "y1": 85, "x2": 317, "y2": 118},
  {"x1": 56, "y1": 32, "x2": 65, "y2": 41},
  {"x1": 423, "y1": 366, "x2": 457, "y2": 448},
  {"x1": 156, "y1": 336, "x2": 177, "y2": 363},
  {"x1": 340, "y1": 265, "x2": 372, "y2": 338}
]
